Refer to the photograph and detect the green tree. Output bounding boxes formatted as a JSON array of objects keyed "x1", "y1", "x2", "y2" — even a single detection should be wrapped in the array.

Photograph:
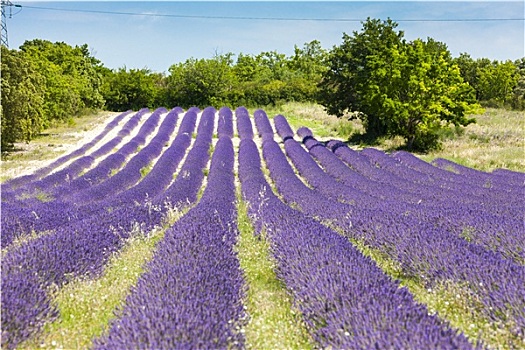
[
  {"x1": 232, "y1": 52, "x2": 286, "y2": 106},
  {"x1": 162, "y1": 41, "x2": 327, "y2": 108},
  {"x1": 476, "y1": 60, "x2": 519, "y2": 107},
  {"x1": 287, "y1": 40, "x2": 328, "y2": 101},
  {"x1": 1, "y1": 46, "x2": 46, "y2": 150},
  {"x1": 511, "y1": 58, "x2": 525, "y2": 110},
  {"x1": 19, "y1": 39, "x2": 105, "y2": 121},
  {"x1": 318, "y1": 18, "x2": 477, "y2": 151},
  {"x1": 102, "y1": 68, "x2": 165, "y2": 111},
  {"x1": 231, "y1": 43, "x2": 327, "y2": 107},
  {"x1": 232, "y1": 53, "x2": 267, "y2": 106},
  {"x1": 393, "y1": 39, "x2": 477, "y2": 149},
  {"x1": 318, "y1": 18, "x2": 406, "y2": 137},
  {"x1": 454, "y1": 53, "x2": 480, "y2": 97},
  {"x1": 289, "y1": 40, "x2": 327, "y2": 81},
  {"x1": 166, "y1": 53, "x2": 238, "y2": 108},
  {"x1": 455, "y1": 55, "x2": 521, "y2": 108}
]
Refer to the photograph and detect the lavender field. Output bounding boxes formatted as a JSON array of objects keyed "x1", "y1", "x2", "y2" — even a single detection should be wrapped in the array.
[{"x1": 1, "y1": 107, "x2": 524, "y2": 349}]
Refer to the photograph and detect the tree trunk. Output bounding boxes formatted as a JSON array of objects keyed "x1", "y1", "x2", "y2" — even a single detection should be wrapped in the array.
[{"x1": 406, "y1": 135, "x2": 415, "y2": 150}]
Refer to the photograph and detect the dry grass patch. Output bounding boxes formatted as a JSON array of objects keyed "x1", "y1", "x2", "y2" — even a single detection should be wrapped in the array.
[
  {"x1": 260, "y1": 102, "x2": 360, "y2": 141},
  {"x1": 1, "y1": 111, "x2": 120, "y2": 182},
  {"x1": 418, "y1": 108, "x2": 524, "y2": 172}
]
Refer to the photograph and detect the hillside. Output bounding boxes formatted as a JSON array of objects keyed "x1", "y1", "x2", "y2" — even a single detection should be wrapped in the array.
[
  {"x1": 3, "y1": 103, "x2": 523, "y2": 181},
  {"x1": 1, "y1": 104, "x2": 524, "y2": 350}
]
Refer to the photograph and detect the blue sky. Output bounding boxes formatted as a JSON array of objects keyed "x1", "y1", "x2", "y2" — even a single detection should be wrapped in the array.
[{"x1": 6, "y1": 1, "x2": 525, "y2": 73}]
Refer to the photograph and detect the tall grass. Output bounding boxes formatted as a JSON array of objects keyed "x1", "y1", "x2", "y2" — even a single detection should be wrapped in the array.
[{"x1": 419, "y1": 108, "x2": 524, "y2": 172}]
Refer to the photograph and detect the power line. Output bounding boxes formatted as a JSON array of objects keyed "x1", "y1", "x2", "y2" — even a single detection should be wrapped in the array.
[
  {"x1": 20, "y1": 4, "x2": 525, "y2": 23},
  {"x1": 1, "y1": 0, "x2": 21, "y2": 47}
]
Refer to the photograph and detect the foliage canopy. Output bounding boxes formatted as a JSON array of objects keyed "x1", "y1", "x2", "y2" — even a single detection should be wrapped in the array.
[
  {"x1": 1, "y1": 46, "x2": 46, "y2": 150},
  {"x1": 318, "y1": 18, "x2": 478, "y2": 151},
  {"x1": 1, "y1": 40, "x2": 105, "y2": 150},
  {"x1": 454, "y1": 53, "x2": 522, "y2": 109},
  {"x1": 1, "y1": 30, "x2": 523, "y2": 151},
  {"x1": 102, "y1": 68, "x2": 164, "y2": 111}
]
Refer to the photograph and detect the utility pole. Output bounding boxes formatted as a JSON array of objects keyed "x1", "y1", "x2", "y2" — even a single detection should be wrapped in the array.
[{"x1": 1, "y1": 0, "x2": 21, "y2": 48}]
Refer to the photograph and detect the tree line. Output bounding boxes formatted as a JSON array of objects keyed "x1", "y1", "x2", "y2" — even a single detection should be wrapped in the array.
[
  {"x1": 1, "y1": 40, "x2": 105, "y2": 149},
  {"x1": 2, "y1": 18, "x2": 524, "y2": 151}
]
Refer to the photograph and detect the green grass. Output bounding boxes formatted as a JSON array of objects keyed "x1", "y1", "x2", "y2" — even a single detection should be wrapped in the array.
[
  {"x1": 1, "y1": 230, "x2": 54, "y2": 258},
  {"x1": 20, "y1": 207, "x2": 188, "y2": 350},
  {"x1": 235, "y1": 192, "x2": 313, "y2": 349},
  {"x1": 208, "y1": 142, "x2": 215, "y2": 156},
  {"x1": 21, "y1": 230, "x2": 165, "y2": 349},
  {"x1": 194, "y1": 149, "x2": 213, "y2": 200},
  {"x1": 140, "y1": 161, "x2": 153, "y2": 178},
  {"x1": 15, "y1": 188, "x2": 54, "y2": 202}
]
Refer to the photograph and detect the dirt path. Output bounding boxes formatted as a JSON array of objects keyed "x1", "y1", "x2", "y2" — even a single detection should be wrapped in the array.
[{"x1": 1, "y1": 111, "x2": 121, "y2": 181}]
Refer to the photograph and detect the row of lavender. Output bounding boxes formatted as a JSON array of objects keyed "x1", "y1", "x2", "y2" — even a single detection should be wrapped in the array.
[
  {"x1": 295, "y1": 129, "x2": 524, "y2": 265},
  {"x1": 267, "y1": 113, "x2": 524, "y2": 343},
  {"x1": 237, "y1": 107, "x2": 475, "y2": 348},
  {"x1": 1, "y1": 106, "x2": 219, "y2": 348},
  {"x1": 2, "y1": 105, "x2": 523, "y2": 349},
  {"x1": 1, "y1": 110, "x2": 133, "y2": 192}
]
